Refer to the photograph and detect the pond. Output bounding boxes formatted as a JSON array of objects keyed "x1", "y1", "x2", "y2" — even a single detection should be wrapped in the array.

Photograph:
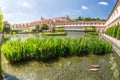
[
  {"x1": 9, "y1": 32, "x2": 86, "y2": 41},
  {"x1": 1, "y1": 32, "x2": 120, "y2": 80}
]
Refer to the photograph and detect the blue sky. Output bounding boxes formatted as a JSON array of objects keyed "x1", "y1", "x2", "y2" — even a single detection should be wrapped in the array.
[{"x1": 0, "y1": 0, "x2": 117, "y2": 24}]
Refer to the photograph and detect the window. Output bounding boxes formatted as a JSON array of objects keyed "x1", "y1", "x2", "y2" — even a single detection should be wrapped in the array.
[{"x1": 117, "y1": 6, "x2": 120, "y2": 12}]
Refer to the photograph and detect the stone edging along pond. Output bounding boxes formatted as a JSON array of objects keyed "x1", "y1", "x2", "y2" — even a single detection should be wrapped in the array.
[{"x1": 1, "y1": 37, "x2": 112, "y2": 63}]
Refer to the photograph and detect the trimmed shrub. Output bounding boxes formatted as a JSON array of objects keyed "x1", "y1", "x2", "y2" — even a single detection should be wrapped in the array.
[
  {"x1": 116, "y1": 26, "x2": 120, "y2": 40},
  {"x1": 105, "y1": 24, "x2": 120, "y2": 39},
  {"x1": 113, "y1": 25, "x2": 119, "y2": 38}
]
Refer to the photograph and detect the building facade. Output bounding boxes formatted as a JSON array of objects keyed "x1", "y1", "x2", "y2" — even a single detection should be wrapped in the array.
[
  {"x1": 12, "y1": 16, "x2": 69, "y2": 31},
  {"x1": 12, "y1": 15, "x2": 106, "y2": 31},
  {"x1": 12, "y1": 23, "x2": 32, "y2": 30},
  {"x1": 12, "y1": 0, "x2": 120, "y2": 31},
  {"x1": 55, "y1": 21, "x2": 105, "y2": 31},
  {"x1": 106, "y1": 0, "x2": 120, "y2": 27}
]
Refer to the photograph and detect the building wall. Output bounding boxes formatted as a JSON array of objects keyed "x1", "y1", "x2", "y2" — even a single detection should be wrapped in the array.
[
  {"x1": 55, "y1": 21, "x2": 106, "y2": 30},
  {"x1": 106, "y1": 0, "x2": 120, "y2": 27}
]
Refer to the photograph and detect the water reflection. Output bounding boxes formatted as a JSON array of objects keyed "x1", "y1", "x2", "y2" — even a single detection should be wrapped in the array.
[
  {"x1": 2, "y1": 55, "x2": 112, "y2": 80},
  {"x1": 10, "y1": 34, "x2": 39, "y2": 41},
  {"x1": 9, "y1": 32, "x2": 86, "y2": 41},
  {"x1": 3, "y1": 73, "x2": 18, "y2": 80}
]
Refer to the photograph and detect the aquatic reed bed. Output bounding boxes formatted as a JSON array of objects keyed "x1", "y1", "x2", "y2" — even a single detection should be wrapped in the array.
[{"x1": 2, "y1": 37, "x2": 112, "y2": 62}]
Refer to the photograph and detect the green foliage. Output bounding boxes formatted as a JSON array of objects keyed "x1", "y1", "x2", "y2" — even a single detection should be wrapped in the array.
[
  {"x1": 83, "y1": 17, "x2": 101, "y2": 21},
  {"x1": 12, "y1": 30, "x2": 19, "y2": 34},
  {"x1": 69, "y1": 16, "x2": 105, "y2": 22},
  {"x1": 41, "y1": 24, "x2": 49, "y2": 30},
  {"x1": 3, "y1": 21, "x2": 11, "y2": 33},
  {"x1": 4, "y1": 34, "x2": 11, "y2": 39},
  {"x1": 34, "y1": 24, "x2": 49, "y2": 32},
  {"x1": 55, "y1": 26, "x2": 65, "y2": 31},
  {"x1": 34, "y1": 25, "x2": 41, "y2": 32},
  {"x1": 43, "y1": 32, "x2": 67, "y2": 36},
  {"x1": 113, "y1": 25, "x2": 119, "y2": 38},
  {"x1": 2, "y1": 37, "x2": 112, "y2": 62},
  {"x1": 116, "y1": 26, "x2": 120, "y2": 39},
  {"x1": 35, "y1": 25, "x2": 41, "y2": 30},
  {"x1": 0, "y1": 12, "x2": 3, "y2": 32},
  {"x1": 75, "y1": 16, "x2": 82, "y2": 21},
  {"x1": 85, "y1": 26, "x2": 96, "y2": 32},
  {"x1": 105, "y1": 25, "x2": 120, "y2": 40}
]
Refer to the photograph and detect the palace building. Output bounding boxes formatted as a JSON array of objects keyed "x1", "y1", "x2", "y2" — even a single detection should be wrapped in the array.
[
  {"x1": 106, "y1": 0, "x2": 120, "y2": 27},
  {"x1": 12, "y1": 0, "x2": 120, "y2": 31},
  {"x1": 12, "y1": 15, "x2": 106, "y2": 31}
]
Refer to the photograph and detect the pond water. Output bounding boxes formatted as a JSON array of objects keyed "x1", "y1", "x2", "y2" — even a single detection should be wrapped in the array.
[
  {"x1": 9, "y1": 32, "x2": 86, "y2": 41},
  {"x1": 1, "y1": 32, "x2": 120, "y2": 80}
]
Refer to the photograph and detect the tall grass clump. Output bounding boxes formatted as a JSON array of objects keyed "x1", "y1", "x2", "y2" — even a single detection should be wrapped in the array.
[{"x1": 2, "y1": 37, "x2": 112, "y2": 62}]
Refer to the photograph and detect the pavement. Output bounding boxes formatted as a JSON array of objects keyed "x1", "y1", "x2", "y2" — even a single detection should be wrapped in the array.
[{"x1": 101, "y1": 33, "x2": 120, "y2": 56}]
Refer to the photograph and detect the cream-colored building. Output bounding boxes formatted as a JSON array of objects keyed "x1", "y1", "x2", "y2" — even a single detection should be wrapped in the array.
[
  {"x1": 12, "y1": 16, "x2": 106, "y2": 31},
  {"x1": 106, "y1": 0, "x2": 120, "y2": 27},
  {"x1": 12, "y1": 23, "x2": 33, "y2": 31},
  {"x1": 12, "y1": 0, "x2": 120, "y2": 31},
  {"x1": 55, "y1": 21, "x2": 106, "y2": 31}
]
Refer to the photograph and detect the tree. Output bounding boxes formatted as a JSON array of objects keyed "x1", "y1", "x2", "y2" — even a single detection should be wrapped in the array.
[
  {"x1": 83, "y1": 17, "x2": 91, "y2": 21},
  {"x1": 3, "y1": 21, "x2": 11, "y2": 33},
  {"x1": 96, "y1": 18, "x2": 100, "y2": 21},
  {"x1": 35, "y1": 25, "x2": 41, "y2": 31},
  {"x1": 76, "y1": 16, "x2": 82, "y2": 21},
  {"x1": 34, "y1": 24, "x2": 49, "y2": 32},
  {"x1": 33, "y1": 25, "x2": 42, "y2": 32},
  {"x1": 41, "y1": 24, "x2": 49, "y2": 31},
  {"x1": 0, "y1": 7, "x2": 3, "y2": 79},
  {"x1": 0, "y1": 13, "x2": 3, "y2": 32}
]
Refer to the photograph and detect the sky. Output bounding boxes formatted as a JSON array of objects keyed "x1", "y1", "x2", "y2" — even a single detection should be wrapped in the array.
[{"x1": 0, "y1": 0, "x2": 117, "y2": 24}]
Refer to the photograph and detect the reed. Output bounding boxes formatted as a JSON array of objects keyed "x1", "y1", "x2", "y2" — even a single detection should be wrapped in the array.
[{"x1": 2, "y1": 37, "x2": 112, "y2": 62}]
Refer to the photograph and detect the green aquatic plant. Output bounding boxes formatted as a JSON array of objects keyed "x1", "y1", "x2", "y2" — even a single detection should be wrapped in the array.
[{"x1": 2, "y1": 37, "x2": 112, "y2": 62}]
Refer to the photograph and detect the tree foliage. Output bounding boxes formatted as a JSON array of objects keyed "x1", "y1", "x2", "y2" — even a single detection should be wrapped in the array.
[
  {"x1": 3, "y1": 21, "x2": 11, "y2": 33},
  {"x1": 41, "y1": 24, "x2": 49, "y2": 30},
  {"x1": 0, "y1": 8, "x2": 3, "y2": 79},
  {"x1": 83, "y1": 17, "x2": 101, "y2": 21},
  {"x1": 0, "y1": 12, "x2": 3, "y2": 32},
  {"x1": 34, "y1": 24, "x2": 49, "y2": 32},
  {"x1": 35, "y1": 25, "x2": 41, "y2": 30},
  {"x1": 70, "y1": 16, "x2": 105, "y2": 22}
]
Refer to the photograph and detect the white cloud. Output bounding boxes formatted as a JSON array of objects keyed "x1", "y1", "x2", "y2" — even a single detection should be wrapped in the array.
[
  {"x1": 98, "y1": 2, "x2": 108, "y2": 6},
  {"x1": 81, "y1": 6, "x2": 88, "y2": 10},
  {"x1": 17, "y1": 1, "x2": 32, "y2": 8}
]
